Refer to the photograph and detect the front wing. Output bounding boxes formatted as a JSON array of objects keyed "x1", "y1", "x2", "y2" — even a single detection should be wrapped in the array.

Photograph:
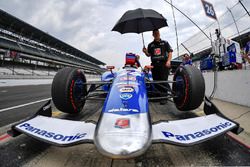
[
  {"x1": 14, "y1": 116, "x2": 95, "y2": 146},
  {"x1": 8, "y1": 97, "x2": 241, "y2": 147},
  {"x1": 152, "y1": 114, "x2": 236, "y2": 146}
]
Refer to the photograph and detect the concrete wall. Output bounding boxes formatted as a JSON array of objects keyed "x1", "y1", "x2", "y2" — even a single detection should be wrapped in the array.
[
  {"x1": 0, "y1": 73, "x2": 101, "y2": 80},
  {"x1": 203, "y1": 70, "x2": 250, "y2": 107},
  {"x1": 0, "y1": 74, "x2": 54, "y2": 79}
]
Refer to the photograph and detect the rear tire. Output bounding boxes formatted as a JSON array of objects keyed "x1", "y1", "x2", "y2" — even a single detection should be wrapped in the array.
[
  {"x1": 172, "y1": 65, "x2": 205, "y2": 111},
  {"x1": 51, "y1": 67, "x2": 87, "y2": 114}
]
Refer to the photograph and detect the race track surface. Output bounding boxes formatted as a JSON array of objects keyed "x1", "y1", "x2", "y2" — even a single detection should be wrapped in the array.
[
  {"x1": 0, "y1": 84, "x2": 249, "y2": 167},
  {"x1": 0, "y1": 85, "x2": 51, "y2": 127}
]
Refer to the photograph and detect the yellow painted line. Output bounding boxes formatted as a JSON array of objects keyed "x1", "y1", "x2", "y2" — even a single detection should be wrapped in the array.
[
  {"x1": 195, "y1": 110, "x2": 205, "y2": 116},
  {"x1": 52, "y1": 111, "x2": 62, "y2": 117}
]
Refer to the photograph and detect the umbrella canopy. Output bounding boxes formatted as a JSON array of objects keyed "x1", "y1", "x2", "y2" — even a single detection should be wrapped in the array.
[{"x1": 112, "y1": 8, "x2": 168, "y2": 34}]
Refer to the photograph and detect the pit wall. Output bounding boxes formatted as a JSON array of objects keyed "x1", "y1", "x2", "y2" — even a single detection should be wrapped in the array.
[{"x1": 202, "y1": 70, "x2": 250, "y2": 107}]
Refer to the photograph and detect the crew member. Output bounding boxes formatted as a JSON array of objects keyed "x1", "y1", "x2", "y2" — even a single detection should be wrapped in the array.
[
  {"x1": 242, "y1": 40, "x2": 250, "y2": 69},
  {"x1": 243, "y1": 41, "x2": 250, "y2": 63},
  {"x1": 142, "y1": 29, "x2": 173, "y2": 104},
  {"x1": 182, "y1": 53, "x2": 192, "y2": 65}
]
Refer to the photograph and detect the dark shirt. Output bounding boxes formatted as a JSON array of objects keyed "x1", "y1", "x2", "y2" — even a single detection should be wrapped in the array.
[{"x1": 148, "y1": 39, "x2": 173, "y2": 63}]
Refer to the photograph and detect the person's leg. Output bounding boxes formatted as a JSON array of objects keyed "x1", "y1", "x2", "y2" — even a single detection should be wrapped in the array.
[
  {"x1": 158, "y1": 64, "x2": 170, "y2": 90},
  {"x1": 159, "y1": 64, "x2": 170, "y2": 105},
  {"x1": 151, "y1": 63, "x2": 162, "y2": 94},
  {"x1": 151, "y1": 64, "x2": 160, "y2": 81},
  {"x1": 151, "y1": 63, "x2": 170, "y2": 104},
  {"x1": 163, "y1": 66, "x2": 171, "y2": 90},
  {"x1": 163, "y1": 66, "x2": 169, "y2": 81}
]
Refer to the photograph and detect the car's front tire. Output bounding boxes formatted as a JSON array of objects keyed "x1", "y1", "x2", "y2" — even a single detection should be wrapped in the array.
[
  {"x1": 51, "y1": 67, "x2": 87, "y2": 114},
  {"x1": 172, "y1": 65, "x2": 205, "y2": 111}
]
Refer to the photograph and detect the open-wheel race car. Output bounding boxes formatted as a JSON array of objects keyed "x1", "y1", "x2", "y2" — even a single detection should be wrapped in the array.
[{"x1": 8, "y1": 53, "x2": 243, "y2": 159}]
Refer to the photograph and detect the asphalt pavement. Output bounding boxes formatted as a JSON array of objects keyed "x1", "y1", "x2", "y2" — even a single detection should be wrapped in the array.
[{"x1": 0, "y1": 84, "x2": 51, "y2": 127}]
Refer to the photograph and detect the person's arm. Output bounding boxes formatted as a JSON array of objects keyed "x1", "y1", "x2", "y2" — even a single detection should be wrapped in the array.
[
  {"x1": 167, "y1": 52, "x2": 172, "y2": 62},
  {"x1": 143, "y1": 47, "x2": 150, "y2": 57},
  {"x1": 142, "y1": 44, "x2": 151, "y2": 57},
  {"x1": 165, "y1": 41, "x2": 173, "y2": 68},
  {"x1": 166, "y1": 52, "x2": 172, "y2": 68}
]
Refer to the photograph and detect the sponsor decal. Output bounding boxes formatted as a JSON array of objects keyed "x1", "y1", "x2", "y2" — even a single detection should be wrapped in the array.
[
  {"x1": 115, "y1": 118, "x2": 130, "y2": 129},
  {"x1": 119, "y1": 72, "x2": 141, "y2": 77},
  {"x1": 128, "y1": 72, "x2": 141, "y2": 76},
  {"x1": 108, "y1": 108, "x2": 139, "y2": 113},
  {"x1": 117, "y1": 84, "x2": 138, "y2": 88},
  {"x1": 120, "y1": 93, "x2": 133, "y2": 100},
  {"x1": 162, "y1": 122, "x2": 232, "y2": 141},
  {"x1": 119, "y1": 87, "x2": 134, "y2": 93},
  {"x1": 115, "y1": 82, "x2": 139, "y2": 86},
  {"x1": 18, "y1": 123, "x2": 86, "y2": 142},
  {"x1": 154, "y1": 48, "x2": 161, "y2": 56},
  {"x1": 119, "y1": 76, "x2": 136, "y2": 81}
]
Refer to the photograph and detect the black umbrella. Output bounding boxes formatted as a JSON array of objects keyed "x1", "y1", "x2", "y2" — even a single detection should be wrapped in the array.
[{"x1": 112, "y1": 8, "x2": 168, "y2": 47}]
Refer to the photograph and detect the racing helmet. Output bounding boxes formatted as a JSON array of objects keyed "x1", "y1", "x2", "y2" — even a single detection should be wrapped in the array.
[{"x1": 125, "y1": 53, "x2": 136, "y2": 66}]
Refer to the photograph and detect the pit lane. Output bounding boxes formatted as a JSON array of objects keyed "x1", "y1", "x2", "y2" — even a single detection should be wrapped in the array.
[{"x1": 0, "y1": 84, "x2": 249, "y2": 167}]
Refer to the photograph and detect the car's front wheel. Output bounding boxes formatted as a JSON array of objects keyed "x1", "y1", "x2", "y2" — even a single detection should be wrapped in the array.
[
  {"x1": 172, "y1": 65, "x2": 205, "y2": 111},
  {"x1": 51, "y1": 67, "x2": 87, "y2": 114}
]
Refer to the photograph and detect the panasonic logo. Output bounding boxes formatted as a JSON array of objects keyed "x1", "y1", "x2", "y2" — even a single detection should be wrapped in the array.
[
  {"x1": 19, "y1": 123, "x2": 86, "y2": 142},
  {"x1": 162, "y1": 122, "x2": 232, "y2": 141}
]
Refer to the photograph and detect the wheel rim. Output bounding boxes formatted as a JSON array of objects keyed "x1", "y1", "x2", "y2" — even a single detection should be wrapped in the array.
[
  {"x1": 174, "y1": 75, "x2": 185, "y2": 103},
  {"x1": 72, "y1": 76, "x2": 86, "y2": 109}
]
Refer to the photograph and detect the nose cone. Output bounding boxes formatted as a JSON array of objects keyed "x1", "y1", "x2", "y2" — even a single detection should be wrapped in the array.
[{"x1": 94, "y1": 113, "x2": 152, "y2": 159}]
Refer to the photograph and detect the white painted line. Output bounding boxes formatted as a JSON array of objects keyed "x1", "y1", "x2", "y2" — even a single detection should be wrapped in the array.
[
  {"x1": 0, "y1": 79, "x2": 53, "y2": 87},
  {"x1": 0, "y1": 98, "x2": 51, "y2": 113}
]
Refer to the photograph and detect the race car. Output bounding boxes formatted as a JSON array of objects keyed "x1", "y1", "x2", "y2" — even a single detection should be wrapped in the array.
[{"x1": 8, "y1": 53, "x2": 243, "y2": 159}]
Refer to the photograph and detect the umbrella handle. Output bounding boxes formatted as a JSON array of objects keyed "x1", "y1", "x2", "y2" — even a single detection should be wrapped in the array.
[{"x1": 141, "y1": 33, "x2": 145, "y2": 48}]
